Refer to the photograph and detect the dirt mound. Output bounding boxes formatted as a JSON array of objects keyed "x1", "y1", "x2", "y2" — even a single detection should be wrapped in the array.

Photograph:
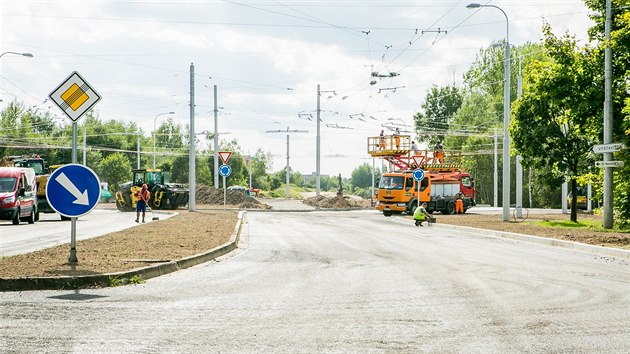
[
  {"x1": 303, "y1": 194, "x2": 371, "y2": 209},
  {"x1": 196, "y1": 185, "x2": 271, "y2": 209}
]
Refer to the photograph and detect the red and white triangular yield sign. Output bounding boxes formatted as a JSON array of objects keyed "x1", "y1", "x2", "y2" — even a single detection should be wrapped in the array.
[
  {"x1": 412, "y1": 155, "x2": 424, "y2": 166},
  {"x1": 219, "y1": 151, "x2": 232, "y2": 164}
]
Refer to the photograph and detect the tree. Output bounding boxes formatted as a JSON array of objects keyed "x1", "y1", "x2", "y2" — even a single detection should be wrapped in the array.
[
  {"x1": 350, "y1": 163, "x2": 375, "y2": 189},
  {"x1": 512, "y1": 24, "x2": 601, "y2": 222},
  {"x1": 413, "y1": 85, "x2": 462, "y2": 144},
  {"x1": 96, "y1": 152, "x2": 132, "y2": 191}
]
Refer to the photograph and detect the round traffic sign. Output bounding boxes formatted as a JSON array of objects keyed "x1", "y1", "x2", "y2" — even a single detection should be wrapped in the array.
[
  {"x1": 219, "y1": 164, "x2": 232, "y2": 177},
  {"x1": 412, "y1": 168, "x2": 425, "y2": 181},
  {"x1": 46, "y1": 164, "x2": 101, "y2": 218}
]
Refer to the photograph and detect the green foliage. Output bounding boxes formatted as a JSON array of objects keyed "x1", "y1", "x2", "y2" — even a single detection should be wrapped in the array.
[
  {"x1": 350, "y1": 163, "x2": 378, "y2": 189},
  {"x1": 107, "y1": 275, "x2": 123, "y2": 287},
  {"x1": 96, "y1": 153, "x2": 132, "y2": 191},
  {"x1": 413, "y1": 85, "x2": 463, "y2": 144},
  {"x1": 128, "y1": 275, "x2": 145, "y2": 284}
]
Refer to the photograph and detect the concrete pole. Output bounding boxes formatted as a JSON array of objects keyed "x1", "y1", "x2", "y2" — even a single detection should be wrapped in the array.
[
  {"x1": 213, "y1": 85, "x2": 219, "y2": 189},
  {"x1": 603, "y1": 0, "x2": 613, "y2": 228},
  {"x1": 137, "y1": 135, "x2": 140, "y2": 169},
  {"x1": 494, "y1": 128, "x2": 498, "y2": 207},
  {"x1": 286, "y1": 134, "x2": 290, "y2": 198},
  {"x1": 516, "y1": 155, "x2": 522, "y2": 216},
  {"x1": 316, "y1": 84, "x2": 321, "y2": 196},
  {"x1": 516, "y1": 53, "x2": 523, "y2": 218},
  {"x1": 189, "y1": 63, "x2": 196, "y2": 211},
  {"x1": 528, "y1": 168, "x2": 533, "y2": 208},
  {"x1": 502, "y1": 16, "x2": 511, "y2": 222},
  {"x1": 83, "y1": 127, "x2": 87, "y2": 166}
]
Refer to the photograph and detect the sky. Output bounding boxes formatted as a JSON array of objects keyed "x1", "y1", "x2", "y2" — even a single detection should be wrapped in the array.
[{"x1": 0, "y1": 0, "x2": 595, "y2": 177}]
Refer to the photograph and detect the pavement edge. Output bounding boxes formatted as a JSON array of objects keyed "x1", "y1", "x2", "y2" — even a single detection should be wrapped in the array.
[{"x1": 0, "y1": 210, "x2": 245, "y2": 292}]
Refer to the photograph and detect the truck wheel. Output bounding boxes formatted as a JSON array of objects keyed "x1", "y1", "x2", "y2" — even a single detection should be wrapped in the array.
[
  {"x1": 383, "y1": 210, "x2": 393, "y2": 217},
  {"x1": 27, "y1": 209, "x2": 35, "y2": 224},
  {"x1": 407, "y1": 201, "x2": 418, "y2": 215},
  {"x1": 445, "y1": 201, "x2": 456, "y2": 215}
]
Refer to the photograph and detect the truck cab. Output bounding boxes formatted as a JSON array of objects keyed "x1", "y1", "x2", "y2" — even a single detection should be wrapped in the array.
[{"x1": 0, "y1": 167, "x2": 38, "y2": 224}]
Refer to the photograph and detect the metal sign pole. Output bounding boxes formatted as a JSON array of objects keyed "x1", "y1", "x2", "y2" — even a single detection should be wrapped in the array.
[
  {"x1": 417, "y1": 179, "x2": 420, "y2": 209},
  {"x1": 70, "y1": 122, "x2": 78, "y2": 263},
  {"x1": 223, "y1": 175, "x2": 226, "y2": 209}
]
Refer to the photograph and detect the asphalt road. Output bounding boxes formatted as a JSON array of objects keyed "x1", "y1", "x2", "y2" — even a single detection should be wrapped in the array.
[
  {"x1": 2, "y1": 210, "x2": 629, "y2": 353},
  {"x1": 0, "y1": 206, "x2": 175, "y2": 257}
]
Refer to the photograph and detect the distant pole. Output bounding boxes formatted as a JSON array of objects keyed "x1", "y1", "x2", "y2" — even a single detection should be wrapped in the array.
[
  {"x1": 137, "y1": 135, "x2": 140, "y2": 169},
  {"x1": 213, "y1": 85, "x2": 219, "y2": 189},
  {"x1": 286, "y1": 134, "x2": 290, "y2": 198},
  {"x1": 189, "y1": 63, "x2": 196, "y2": 211},
  {"x1": 494, "y1": 128, "x2": 498, "y2": 207},
  {"x1": 83, "y1": 127, "x2": 87, "y2": 166},
  {"x1": 266, "y1": 127, "x2": 308, "y2": 198},
  {"x1": 371, "y1": 157, "x2": 375, "y2": 205},
  {"x1": 316, "y1": 84, "x2": 321, "y2": 196},
  {"x1": 603, "y1": 0, "x2": 613, "y2": 228}
]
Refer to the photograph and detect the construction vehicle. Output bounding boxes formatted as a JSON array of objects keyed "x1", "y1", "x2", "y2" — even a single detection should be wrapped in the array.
[
  {"x1": 368, "y1": 135, "x2": 476, "y2": 216},
  {"x1": 115, "y1": 168, "x2": 189, "y2": 211}
]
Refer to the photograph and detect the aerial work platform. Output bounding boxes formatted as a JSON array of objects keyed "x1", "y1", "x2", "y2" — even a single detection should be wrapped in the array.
[{"x1": 367, "y1": 135, "x2": 463, "y2": 171}]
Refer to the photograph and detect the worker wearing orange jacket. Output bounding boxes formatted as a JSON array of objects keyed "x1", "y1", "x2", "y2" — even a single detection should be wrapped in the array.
[
  {"x1": 135, "y1": 184, "x2": 151, "y2": 223},
  {"x1": 455, "y1": 192, "x2": 464, "y2": 214}
]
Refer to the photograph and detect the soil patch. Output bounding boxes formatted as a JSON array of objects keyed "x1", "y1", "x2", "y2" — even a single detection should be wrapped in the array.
[
  {"x1": 0, "y1": 210, "x2": 238, "y2": 278},
  {"x1": 196, "y1": 185, "x2": 271, "y2": 209},
  {"x1": 303, "y1": 194, "x2": 371, "y2": 209}
]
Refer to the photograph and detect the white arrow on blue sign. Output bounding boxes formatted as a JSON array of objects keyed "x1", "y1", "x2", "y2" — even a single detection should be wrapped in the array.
[
  {"x1": 412, "y1": 168, "x2": 425, "y2": 181},
  {"x1": 219, "y1": 164, "x2": 232, "y2": 177},
  {"x1": 46, "y1": 164, "x2": 101, "y2": 218}
]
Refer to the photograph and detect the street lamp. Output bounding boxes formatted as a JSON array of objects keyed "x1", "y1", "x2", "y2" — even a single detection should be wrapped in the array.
[
  {"x1": 153, "y1": 111, "x2": 175, "y2": 168},
  {"x1": 467, "y1": 2, "x2": 511, "y2": 222},
  {"x1": 0, "y1": 51, "x2": 33, "y2": 59}
]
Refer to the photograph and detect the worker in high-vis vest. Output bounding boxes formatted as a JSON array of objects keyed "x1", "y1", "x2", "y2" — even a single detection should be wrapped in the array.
[
  {"x1": 413, "y1": 202, "x2": 432, "y2": 227},
  {"x1": 135, "y1": 184, "x2": 151, "y2": 223}
]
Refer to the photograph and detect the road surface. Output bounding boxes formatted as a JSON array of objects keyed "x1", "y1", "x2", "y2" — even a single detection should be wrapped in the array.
[{"x1": 1, "y1": 210, "x2": 629, "y2": 352}]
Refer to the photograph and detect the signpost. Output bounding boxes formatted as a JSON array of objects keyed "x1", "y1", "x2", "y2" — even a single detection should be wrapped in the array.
[
  {"x1": 595, "y1": 161, "x2": 624, "y2": 168},
  {"x1": 219, "y1": 162, "x2": 232, "y2": 207},
  {"x1": 412, "y1": 168, "x2": 425, "y2": 209},
  {"x1": 49, "y1": 71, "x2": 101, "y2": 263},
  {"x1": 593, "y1": 143, "x2": 625, "y2": 154}
]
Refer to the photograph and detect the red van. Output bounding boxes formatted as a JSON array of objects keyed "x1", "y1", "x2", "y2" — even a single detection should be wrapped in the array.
[{"x1": 0, "y1": 167, "x2": 37, "y2": 225}]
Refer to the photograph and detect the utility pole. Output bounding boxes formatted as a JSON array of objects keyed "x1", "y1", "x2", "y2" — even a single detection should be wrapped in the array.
[
  {"x1": 603, "y1": 0, "x2": 613, "y2": 228},
  {"x1": 213, "y1": 85, "x2": 219, "y2": 189},
  {"x1": 316, "y1": 84, "x2": 321, "y2": 196},
  {"x1": 189, "y1": 63, "x2": 196, "y2": 211},
  {"x1": 516, "y1": 51, "x2": 523, "y2": 218},
  {"x1": 316, "y1": 85, "x2": 335, "y2": 196},
  {"x1": 266, "y1": 127, "x2": 308, "y2": 198},
  {"x1": 494, "y1": 128, "x2": 498, "y2": 207}
]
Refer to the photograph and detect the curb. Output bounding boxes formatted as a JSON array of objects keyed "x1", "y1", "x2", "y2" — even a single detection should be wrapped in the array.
[
  {"x1": 0, "y1": 211, "x2": 246, "y2": 292},
  {"x1": 433, "y1": 223, "x2": 630, "y2": 260}
]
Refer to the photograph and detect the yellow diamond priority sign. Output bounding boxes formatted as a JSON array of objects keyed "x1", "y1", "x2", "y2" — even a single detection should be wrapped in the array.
[{"x1": 49, "y1": 71, "x2": 101, "y2": 122}]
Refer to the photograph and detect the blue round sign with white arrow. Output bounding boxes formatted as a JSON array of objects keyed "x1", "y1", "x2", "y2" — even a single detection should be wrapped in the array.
[
  {"x1": 219, "y1": 164, "x2": 232, "y2": 177},
  {"x1": 412, "y1": 168, "x2": 425, "y2": 181},
  {"x1": 46, "y1": 164, "x2": 101, "y2": 218}
]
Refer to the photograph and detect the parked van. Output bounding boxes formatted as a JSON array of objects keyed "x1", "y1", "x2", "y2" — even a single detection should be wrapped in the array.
[{"x1": 0, "y1": 167, "x2": 38, "y2": 224}]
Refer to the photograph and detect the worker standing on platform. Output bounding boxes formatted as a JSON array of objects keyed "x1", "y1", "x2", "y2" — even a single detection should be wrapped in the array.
[
  {"x1": 410, "y1": 141, "x2": 418, "y2": 155},
  {"x1": 433, "y1": 141, "x2": 444, "y2": 164},
  {"x1": 379, "y1": 130, "x2": 386, "y2": 150},
  {"x1": 394, "y1": 127, "x2": 401, "y2": 149}
]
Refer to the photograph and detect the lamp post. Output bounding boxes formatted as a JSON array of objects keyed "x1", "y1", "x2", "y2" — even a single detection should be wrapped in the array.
[
  {"x1": 153, "y1": 111, "x2": 175, "y2": 168},
  {"x1": 266, "y1": 127, "x2": 308, "y2": 198},
  {"x1": 467, "y1": 2, "x2": 511, "y2": 222},
  {"x1": 0, "y1": 51, "x2": 33, "y2": 59}
]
